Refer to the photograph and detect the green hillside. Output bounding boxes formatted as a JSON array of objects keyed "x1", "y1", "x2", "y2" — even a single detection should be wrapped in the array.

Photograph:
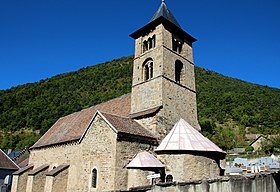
[{"x1": 0, "y1": 55, "x2": 279, "y2": 151}]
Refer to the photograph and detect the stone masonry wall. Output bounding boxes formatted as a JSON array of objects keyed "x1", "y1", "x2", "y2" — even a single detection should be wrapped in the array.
[
  {"x1": 52, "y1": 168, "x2": 68, "y2": 192},
  {"x1": 143, "y1": 172, "x2": 280, "y2": 192},
  {"x1": 17, "y1": 170, "x2": 29, "y2": 192},
  {"x1": 29, "y1": 114, "x2": 118, "y2": 192},
  {"x1": 127, "y1": 169, "x2": 153, "y2": 189},
  {"x1": 30, "y1": 168, "x2": 48, "y2": 192},
  {"x1": 158, "y1": 154, "x2": 220, "y2": 182},
  {"x1": 131, "y1": 22, "x2": 200, "y2": 140},
  {"x1": 115, "y1": 139, "x2": 156, "y2": 190}
]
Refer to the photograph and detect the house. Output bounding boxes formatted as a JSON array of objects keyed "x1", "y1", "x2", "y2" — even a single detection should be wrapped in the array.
[
  {"x1": 11, "y1": 1, "x2": 225, "y2": 192},
  {"x1": 0, "y1": 149, "x2": 19, "y2": 191}
]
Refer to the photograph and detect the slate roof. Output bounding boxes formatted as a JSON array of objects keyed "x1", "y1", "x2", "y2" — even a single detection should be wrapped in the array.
[
  {"x1": 155, "y1": 119, "x2": 225, "y2": 154},
  {"x1": 31, "y1": 94, "x2": 131, "y2": 149},
  {"x1": 149, "y1": 0, "x2": 181, "y2": 28},
  {"x1": 130, "y1": 1, "x2": 196, "y2": 43},
  {"x1": 127, "y1": 151, "x2": 164, "y2": 168},
  {"x1": 0, "y1": 149, "x2": 19, "y2": 170}
]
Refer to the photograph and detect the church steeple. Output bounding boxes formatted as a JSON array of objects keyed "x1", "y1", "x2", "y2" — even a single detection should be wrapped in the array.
[
  {"x1": 149, "y1": 0, "x2": 181, "y2": 28},
  {"x1": 130, "y1": 1, "x2": 200, "y2": 139}
]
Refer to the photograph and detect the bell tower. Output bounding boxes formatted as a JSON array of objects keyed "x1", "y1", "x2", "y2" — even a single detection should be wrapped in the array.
[{"x1": 130, "y1": 1, "x2": 200, "y2": 139}]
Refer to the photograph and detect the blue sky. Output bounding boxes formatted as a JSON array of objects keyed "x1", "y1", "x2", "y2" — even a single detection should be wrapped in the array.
[{"x1": 0, "y1": 0, "x2": 279, "y2": 90}]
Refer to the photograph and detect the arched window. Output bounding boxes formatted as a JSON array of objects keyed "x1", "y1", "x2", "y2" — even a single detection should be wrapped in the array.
[
  {"x1": 143, "y1": 59, "x2": 154, "y2": 81},
  {"x1": 142, "y1": 35, "x2": 156, "y2": 53},
  {"x1": 92, "y1": 168, "x2": 97, "y2": 188},
  {"x1": 166, "y1": 174, "x2": 173, "y2": 182},
  {"x1": 175, "y1": 60, "x2": 183, "y2": 83}
]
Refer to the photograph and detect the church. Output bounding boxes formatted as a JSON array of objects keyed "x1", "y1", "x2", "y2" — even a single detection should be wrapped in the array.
[{"x1": 11, "y1": 1, "x2": 225, "y2": 191}]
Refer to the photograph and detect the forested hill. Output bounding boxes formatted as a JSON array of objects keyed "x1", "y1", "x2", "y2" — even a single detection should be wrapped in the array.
[{"x1": 0, "y1": 56, "x2": 279, "y2": 150}]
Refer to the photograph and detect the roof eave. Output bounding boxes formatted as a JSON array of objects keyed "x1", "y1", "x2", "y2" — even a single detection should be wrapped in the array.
[
  {"x1": 130, "y1": 17, "x2": 197, "y2": 44},
  {"x1": 155, "y1": 149, "x2": 226, "y2": 155}
]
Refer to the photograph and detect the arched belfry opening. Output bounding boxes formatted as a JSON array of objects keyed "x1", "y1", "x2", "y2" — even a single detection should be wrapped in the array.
[
  {"x1": 142, "y1": 35, "x2": 156, "y2": 53},
  {"x1": 143, "y1": 58, "x2": 154, "y2": 81},
  {"x1": 175, "y1": 60, "x2": 183, "y2": 83}
]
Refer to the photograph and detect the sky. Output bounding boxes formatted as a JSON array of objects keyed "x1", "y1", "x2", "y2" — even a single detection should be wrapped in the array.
[{"x1": 0, "y1": 0, "x2": 279, "y2": 90}]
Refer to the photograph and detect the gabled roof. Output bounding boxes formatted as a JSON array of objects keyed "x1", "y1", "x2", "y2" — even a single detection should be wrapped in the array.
[
  {"x1": 149, "y1": 0, "x2": 181, "y2": 28},
  {"x1": 0, "y1": 149, "x2": 19, "y2": 170},
  {"x1": 79, "y1": 111, "x2": 156, "y2": 143},
  {"x1": 127, "y1": 151, "x2": 164, "y2": 168},
  {"x1": 155, "y1": 119, "x2": 225, "y2": 154},
  {"x1": 31, "y1": 94, "x2": 131, "y2": 149},
  {"x1": 31, "y1": 94, "x2": 158, "y2": 149}
]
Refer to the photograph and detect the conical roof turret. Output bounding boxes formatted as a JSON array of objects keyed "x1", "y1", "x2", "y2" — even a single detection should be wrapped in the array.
[{"x1": 155, "y1": 119, "x2": 225, "y2": 154}]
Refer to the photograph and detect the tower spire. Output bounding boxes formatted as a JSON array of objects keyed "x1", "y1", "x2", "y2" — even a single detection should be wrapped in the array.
[{"x1": 149, "y1": 0, "x2": 181, "y2": 28}]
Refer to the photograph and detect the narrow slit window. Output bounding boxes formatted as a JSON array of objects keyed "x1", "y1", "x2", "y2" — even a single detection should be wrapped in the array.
[{"x1": 92, "y1": 169, "x2": 97, "y2": 188}]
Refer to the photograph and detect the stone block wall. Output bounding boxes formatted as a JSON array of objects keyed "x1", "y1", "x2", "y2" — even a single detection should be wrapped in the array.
[
  {"x1": 11, "y1": 165, "x2": 34, "y2": 192},
  {"x1": 158, "y1": 154, "x2": 220, "y2": 182},
  {"x1": 127, "y1": 169, "x2": 153, "y2": 189},
  {"x1": 115, "y1": 139, "x2": 157, "y2": 190},
  {"x1": 144, "y1": 172, "x2": 280, "y2": 192},
  {"x1": 131, "y1": 77, "x2": 163, "y2": 114},
  {"x1": 51, "y1": 168, "x2": 69, "y2": 192},
  {"x1": 28, "y1": 114, "x2": 119, "y2": 192},
  {"x1": 26, "y1": 165, "x2": 49, "y2": 192}
]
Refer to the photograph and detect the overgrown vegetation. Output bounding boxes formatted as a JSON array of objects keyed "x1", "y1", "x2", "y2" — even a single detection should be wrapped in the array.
[{"x1": 0, "y1": 56, "x2": 279, "y2": 152}]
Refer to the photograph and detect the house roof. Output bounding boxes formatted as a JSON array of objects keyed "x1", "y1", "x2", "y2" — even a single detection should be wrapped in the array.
[
  {"x1": 31, "y1": 94, "x2": 131, "y2": 149},
  {"x1": 155, "y1": 119, "x2": 225, "y2": 154},
  {"x1": 12, "y1": 148, "x2": 30, "y2": 168},
  {"x1": 127, "y1": 151, "x2": 164, "y2": 168},
  {"x1": 0, "y1": 149, "x2": 19, "y2": 170}
]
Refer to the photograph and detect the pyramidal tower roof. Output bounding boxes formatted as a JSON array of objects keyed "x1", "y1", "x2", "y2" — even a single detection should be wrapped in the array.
[
  {"x1": 130, "y1": 1, "x2": 196, "y2": 43},
  {"x1": 127, "y1": 151, "x2": 165, "y2": 168},
  {"x1": 149, "y1": 0, "x2": 181, "y2": 28},
  {"x1": 155, "y1": 119, "x2": 225, "y2": 153}
]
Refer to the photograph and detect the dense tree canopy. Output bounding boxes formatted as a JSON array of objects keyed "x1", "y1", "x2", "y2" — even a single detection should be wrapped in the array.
[{"x1": 0, "y1": 56, "x2": 279, "y2": 151}]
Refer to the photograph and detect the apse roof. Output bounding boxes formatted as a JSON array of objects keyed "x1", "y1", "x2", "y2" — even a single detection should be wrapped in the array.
[
  {"x1": 127, "y1": 151, "x2": 165, "y2": 168},
  {"x1": 155, "y1": 119, "x2": 225, "y2": 153}
]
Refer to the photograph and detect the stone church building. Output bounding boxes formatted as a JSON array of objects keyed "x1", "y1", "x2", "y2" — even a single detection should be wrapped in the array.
[{"x1": 11, "y1": 1, "x2": 225, "y2": 192}]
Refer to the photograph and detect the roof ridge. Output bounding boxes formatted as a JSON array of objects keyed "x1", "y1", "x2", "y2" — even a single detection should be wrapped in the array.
[{"x1": 57, "y1": 93, "x2": 132, "y2": 120}]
